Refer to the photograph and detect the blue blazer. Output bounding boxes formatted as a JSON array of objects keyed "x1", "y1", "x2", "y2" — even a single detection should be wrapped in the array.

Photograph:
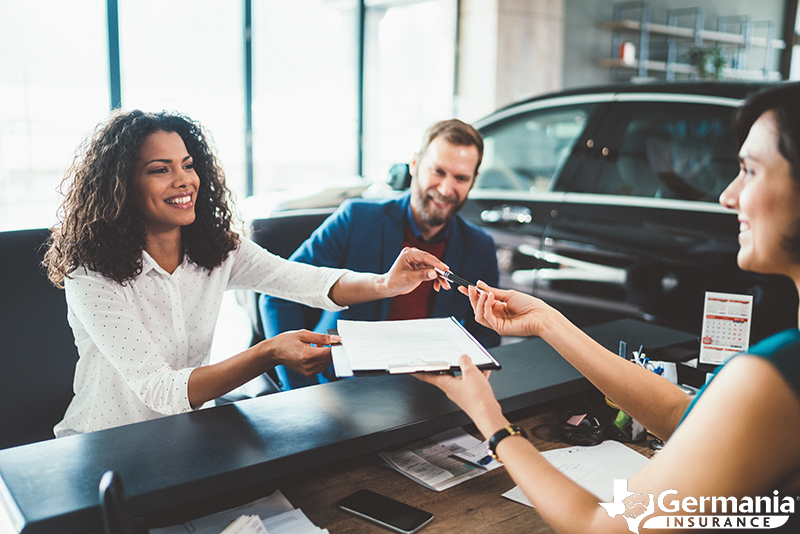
[{"x1": 261, "y1": 192, "x2": 501, "y2": 349}]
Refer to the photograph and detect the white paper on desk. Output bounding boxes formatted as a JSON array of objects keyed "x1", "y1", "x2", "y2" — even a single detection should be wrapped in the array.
[
  {"x1": 263, "y1": 508, "x2": 328, "y2": 534},
  {"x1": 220, "y1": 515, "x2": 269, "y2": 534},
  {"x1": 148, "y1": 490, "x2": 296, "y2": 534},
  {"x1": 382, "y1": 446, "x2": 457, "y2": 487},
  {"x1": 502, "y1": 441, "x2": 650, "y2": 507},
  {"x1": 336, "y1": 317, "x2": 494, "y2": 373},
  {"x1": 380, "y1": 427, "x2": 501, "y2": 492}
]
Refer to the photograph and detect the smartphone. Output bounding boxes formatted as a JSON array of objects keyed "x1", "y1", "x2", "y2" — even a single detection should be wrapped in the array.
[{"x1": 336, "y1": 489, "x2": 433, "y2": 534}]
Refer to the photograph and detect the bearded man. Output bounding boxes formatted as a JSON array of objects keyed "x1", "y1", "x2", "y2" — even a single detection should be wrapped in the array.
[{"x1": 261, "y1": 119, "x2": 500, "y2": 389}]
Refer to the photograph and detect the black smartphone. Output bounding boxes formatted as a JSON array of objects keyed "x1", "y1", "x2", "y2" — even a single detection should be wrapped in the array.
[{"x1": 336, "y1": 489, "x2": 433, "y2": 533}]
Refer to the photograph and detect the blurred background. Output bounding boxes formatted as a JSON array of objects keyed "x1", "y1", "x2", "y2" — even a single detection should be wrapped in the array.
[{"x1": 2, "y1": 0, "x2": 799, "y2": 234}]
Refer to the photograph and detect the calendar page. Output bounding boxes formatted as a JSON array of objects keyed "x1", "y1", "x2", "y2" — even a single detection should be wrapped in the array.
[{"x1": 699, "y1": 292, "x2": 753, "y2": 365}]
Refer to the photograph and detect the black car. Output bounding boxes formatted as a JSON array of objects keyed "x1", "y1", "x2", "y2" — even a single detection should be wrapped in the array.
[{"x1": 248, "y1": 81, "x2": 797, "y2": 345}]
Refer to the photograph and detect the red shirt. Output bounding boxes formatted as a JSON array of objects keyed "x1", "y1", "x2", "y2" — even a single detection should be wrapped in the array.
[{"x1": 386, "y1": 226, "x2": 447, "y2": 321}]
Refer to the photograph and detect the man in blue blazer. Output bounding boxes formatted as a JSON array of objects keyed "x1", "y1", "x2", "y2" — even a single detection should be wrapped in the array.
[{"x1": 261, "y1": 119, "x2": 500, "y2": 389}]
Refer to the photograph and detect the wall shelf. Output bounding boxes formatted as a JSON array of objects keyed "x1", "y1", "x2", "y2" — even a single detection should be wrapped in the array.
[
  {"x1": 597, "y1": 58, "x2": 782, "y2": 81},
  {"x1": 598, "y1": 20, "x2": 785, "y2": 50},
  {"x1": 599, "y1": 2, "x2": 785, "y2": 82}
]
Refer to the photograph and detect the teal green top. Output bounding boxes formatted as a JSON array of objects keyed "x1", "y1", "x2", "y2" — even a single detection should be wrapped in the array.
[
  {"x1": 675, "y1": 329, "x2": 800, "y2": 532},
  {"x1": 679, "y1": 329, "x2": 800, "y2": 425}
]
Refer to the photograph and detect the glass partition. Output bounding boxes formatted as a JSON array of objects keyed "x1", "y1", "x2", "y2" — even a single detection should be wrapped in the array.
[
  {"x1": 362, "y1": 0, "x2": 457, "y2": 182},
  {"x1": 119, "y1": 0, "x2": 246, "y2": 200},
  {"x1": 0, "y1": 0, "x2": 108, "y2": 231},
  {"x1": 252, "y1": 0, "x2": 360, "y2": 197}
]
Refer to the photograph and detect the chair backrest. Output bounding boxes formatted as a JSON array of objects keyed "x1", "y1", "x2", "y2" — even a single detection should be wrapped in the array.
[
  {"x1": 249, "y1": 209, "x2": 334, "y2": 260},
  {"x1": 245, "y1": 209, "x2": 334, "y2": 343},
  {"x1": 0, "y1": 229, "x2": 78, "y2": 449}
]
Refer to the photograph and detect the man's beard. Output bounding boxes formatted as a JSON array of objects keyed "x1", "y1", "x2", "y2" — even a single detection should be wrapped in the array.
[{"x1": 411, "y1": 188, "x2": 465, "y2": 228}]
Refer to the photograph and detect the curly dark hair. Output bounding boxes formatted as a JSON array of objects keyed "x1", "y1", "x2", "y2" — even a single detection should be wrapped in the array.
[{"x1": 45, "y1": 109, "x2": 239, "y2": 287}]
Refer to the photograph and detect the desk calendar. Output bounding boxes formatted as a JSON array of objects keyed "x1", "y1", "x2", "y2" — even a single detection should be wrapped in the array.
[{"x1": 699, "y1": 291, "x2": 753, "y2": 365}]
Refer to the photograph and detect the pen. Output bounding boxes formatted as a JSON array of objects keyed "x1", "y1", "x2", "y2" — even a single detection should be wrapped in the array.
[
  {"x1": 448, "y1": 454, "x2": 492, "y2": 469},
  {"x1": 475, "y1": 455, "x2": 493, "y2": 466},
  {"x1": 434, "y1": 267, "x2": 482, "y2": 292}
]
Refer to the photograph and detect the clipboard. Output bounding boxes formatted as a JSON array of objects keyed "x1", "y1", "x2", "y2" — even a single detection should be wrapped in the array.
[{"x1": 329, "y1": 317, "x2": 501, "y2": 377}]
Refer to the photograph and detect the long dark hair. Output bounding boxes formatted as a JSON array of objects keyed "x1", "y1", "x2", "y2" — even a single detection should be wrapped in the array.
[
  {"x1": 734, "y1": 82, "x2": 800, "y2": 261},
  {"x1": 45, "y1": 109, "x2": 239, "y2": 287}
]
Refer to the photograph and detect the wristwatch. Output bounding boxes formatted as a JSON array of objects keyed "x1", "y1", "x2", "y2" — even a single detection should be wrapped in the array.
[{"x1": 488, "y1": 424, "x2": 527, "y2": 461}]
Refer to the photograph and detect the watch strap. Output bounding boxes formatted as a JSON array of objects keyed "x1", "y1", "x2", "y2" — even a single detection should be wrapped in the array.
[{"x1": 488, "y1": 424, "x2": 527, "y2": 461}]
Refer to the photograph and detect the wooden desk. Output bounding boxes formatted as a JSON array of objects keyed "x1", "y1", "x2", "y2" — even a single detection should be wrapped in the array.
[
  {"x1": 270, "y1": 390, "x2": 656, "y2": 534},
  {"x1": 0, "y1": 319, "x2": 691, "y2": 533}
]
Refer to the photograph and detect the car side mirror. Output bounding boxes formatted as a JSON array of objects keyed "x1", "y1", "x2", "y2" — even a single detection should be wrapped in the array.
[{"x1": 388, "y1": 163, "x2": 412, "y2": 190}]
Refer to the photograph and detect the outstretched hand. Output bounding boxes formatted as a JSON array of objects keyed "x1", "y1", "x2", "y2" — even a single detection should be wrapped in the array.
[
  {"x1": 414, "y1": 354, "x2": 506, "y2": 439},
  {"x1": 384, "y1": 246, "x2": 451, "y2": 295},
  {"x1": 459, "y1": 281, "x2": 550, "y2": 338},
  {"x1": 328, "y1": 247, "x2": 452, "y2": 307},
  {"x1": 265, "y1": 329, "x2": 337, "y2": 377}
]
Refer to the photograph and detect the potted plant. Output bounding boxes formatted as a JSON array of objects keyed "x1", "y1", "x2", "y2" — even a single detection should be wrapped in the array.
[{"x1": 684, "y1": 47, "x2": 726, "y2": 80}]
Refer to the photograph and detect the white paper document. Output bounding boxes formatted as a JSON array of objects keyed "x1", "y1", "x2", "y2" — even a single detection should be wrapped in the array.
[
  {"x1": 502, "y1": 441, "x2": 650, "y2": 506},
  {"x1": 380, "y1": 427, "x2": 502, "y2": 491},
  {"x1": 262, "y1": 509, "x2": 328, "y2": 534},
  {"x1": 148, "y1": 490, "x2": 328, "y2": 534},
  {"x1": 333, "y1": 317, "x2": 498, "y2": 376},
  {"x1": 699, "y1": 291, "x2": 753, "y2": 365},
  {"x1": 220, "y1": 515, "x2": 268, "y2": 534}
]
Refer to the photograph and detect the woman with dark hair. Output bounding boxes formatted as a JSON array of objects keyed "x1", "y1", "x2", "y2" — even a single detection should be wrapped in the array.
[
  {"x1": 417, "y1": 83, "x2": 800, "y2": 533},
  {"x1": 46, "y1": 109, "x2": 449, "y2": 436}
]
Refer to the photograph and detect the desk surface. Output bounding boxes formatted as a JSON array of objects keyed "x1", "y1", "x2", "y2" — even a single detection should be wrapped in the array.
[
  {"x1": 0, "y1": 319, "x2": 695, "y2": 534},
  {"x1": 274, "y1": 390, "x2": 656, "y2": 534}
]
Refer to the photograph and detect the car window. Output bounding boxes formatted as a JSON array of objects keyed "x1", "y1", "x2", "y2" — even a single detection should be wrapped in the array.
[
  {"x1": 588, "y1": 102, "x2": 739, "y2": 201},
  {"x1": 477, "y1": 105, "x2": 594, "y2": 193}
]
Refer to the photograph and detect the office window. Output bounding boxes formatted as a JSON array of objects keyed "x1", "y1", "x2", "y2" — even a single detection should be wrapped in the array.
[
  {"x1": 0, "y1": 1, "x2": 109, "y2": 232},
  {"x1": 251, "y1": 0, "x2": 359, "y2": 198},
  {"x1": 118, "y1": 0, "x2": 246, "y2": 204},
  {"x1": 363, "y1": 0, "x2": 457, "y2": 182}
]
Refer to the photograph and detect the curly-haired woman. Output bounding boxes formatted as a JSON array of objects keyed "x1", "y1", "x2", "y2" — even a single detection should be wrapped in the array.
[{"x1": 45, "y1": 109, "x2": 449, "y2": 436}]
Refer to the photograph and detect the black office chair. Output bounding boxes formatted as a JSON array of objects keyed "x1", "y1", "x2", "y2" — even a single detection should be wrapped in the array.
[
  {"x1": 246, "y1": 212, "x2": 333, "y2": 335},
  {"x1": 99, "y1": 471, "x2": 146, "y2": 534},
  {"x1": 217, "y1": 210, "x2": 332, "y2": 400},
  {"x1": 0, "y1": 229, "x2": 79, "y2": 449}
]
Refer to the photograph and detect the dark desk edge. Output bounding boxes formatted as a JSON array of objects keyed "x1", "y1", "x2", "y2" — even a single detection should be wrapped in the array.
[{"x1": 0, "y1": 318, "x2": 695, "y2": 534}]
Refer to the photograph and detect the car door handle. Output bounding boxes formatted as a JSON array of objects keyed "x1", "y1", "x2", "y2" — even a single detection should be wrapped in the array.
[{"x1": 481, "y1": 206, "x2": 532, "y2": 224}]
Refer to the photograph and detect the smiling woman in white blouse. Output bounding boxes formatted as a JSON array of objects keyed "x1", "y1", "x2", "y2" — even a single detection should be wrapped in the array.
[{"x1": 44, "y1": 109, "x2": 449, "y2": 436}]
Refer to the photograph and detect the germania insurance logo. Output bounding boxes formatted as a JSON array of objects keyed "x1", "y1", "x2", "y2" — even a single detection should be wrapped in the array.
[{"x1": 599, "y1": 480, "x2": 795, "y2": 533}]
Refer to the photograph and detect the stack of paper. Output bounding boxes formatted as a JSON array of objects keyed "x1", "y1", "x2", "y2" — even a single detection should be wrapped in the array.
[
  {"x1": 332, "y1": 317, "x2": 500, "y2": 376},
  {"x1": 220, "y1": 515, "x2": 268, "y2": 534},
  {"x1": 148, "y1": 490, "x2": 328, "y2": 534},
  {"x1": 502, "y1": 441, "x2": 650, "y2": 506},
  {"x1": 379, "y1": 428, "x2": 502, "y2": 491}
]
